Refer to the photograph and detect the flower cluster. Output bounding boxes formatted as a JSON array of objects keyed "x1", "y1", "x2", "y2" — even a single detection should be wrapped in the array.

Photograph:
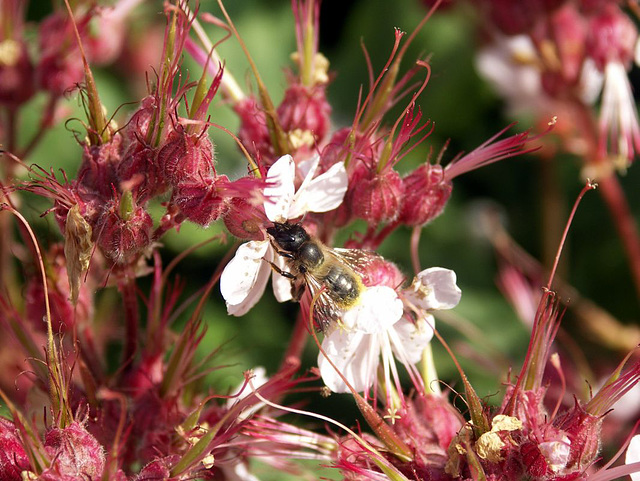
[{"x1": 0, "y1": 1, "x2": 637, "y2": 481}]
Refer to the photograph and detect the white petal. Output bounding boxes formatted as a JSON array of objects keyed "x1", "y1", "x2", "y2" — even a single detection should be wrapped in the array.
[
  {"x1": 318, "y1": 328, "x2": 379, "y2": 393},
  {"x1": 409, "y1": 267, "x2": 462, "y2": 310},
  {"x1": 264, "y1": 154, "x2": 295, "y2": 222},
  {"x1": 627, "y1": 435, "x2": 640, "y2": 481},
  {"x1": 288, "y1": 161, "x2": 348, "y2": 219},
  {"x1": 296, "y1": 154, "x2": 321, "y2": 186},
  {"x1": 343, "y1": 286, "x2": 403, "y2": 334},
  {"x1": 220, "y1": 241, "x2": 271, "y2": 315},
  {"x1": 539, "y1": 436, "x2": 571, "y2": 473},
  {"x1": 390, "y1": 316, "x2": 434, "y2": 365},
  {"x1": 272, "y1": 254, "x2": 294, "y2": 302}
]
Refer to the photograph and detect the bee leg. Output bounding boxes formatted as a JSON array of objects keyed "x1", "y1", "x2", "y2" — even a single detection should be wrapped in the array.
[{"x1": 266, "y1": 260, "x2": 296, "y2": 280}]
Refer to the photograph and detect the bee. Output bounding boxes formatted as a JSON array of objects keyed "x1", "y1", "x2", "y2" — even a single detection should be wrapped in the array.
[{"x1": 266, "y1": 222, "x2": 382, "y2": 331}]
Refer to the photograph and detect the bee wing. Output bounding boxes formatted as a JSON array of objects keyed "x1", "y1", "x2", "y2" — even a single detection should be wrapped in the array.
[
  {"x1": 330, "y1": 248, "x2": 384, "y2": 278},
  {"x1": 302, "y1": 273, "x2": 343, "y2": 332}
]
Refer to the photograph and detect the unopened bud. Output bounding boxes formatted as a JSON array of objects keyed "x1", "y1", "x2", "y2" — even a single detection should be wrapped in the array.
[
  {"x1": 398, "y1": 164, "x2": 452, "y2": 227},
  {"x1": 43, "y1": 422, "x2": 105, "y2": 479},
  {"x1": 97, "y1": 199, "x2": 153, "y2": 264},
  {"x1": 172, "y1": 176, "x2": 230, "y2": 227},
  {"x1": 223, "y1": 197, "x2": 266, "y2": 241},
  {"x1": 350, "y1": 169, "x2": 403, "y2": 224},
  {"x1": 158, "y1": 130, "x2": 215, "y2": 187}
]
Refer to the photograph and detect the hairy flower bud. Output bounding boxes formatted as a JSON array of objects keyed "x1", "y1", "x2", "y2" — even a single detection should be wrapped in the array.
[
  {"x1": 117, "y1": 143, "x2": 166, "y2": 202},
  {"x1": 357, "y1": 256, "x2": 404, "y2": 288},
  {"x1": 350, "y1": 169, "x2": 403, "y2": 224},
  {"x1": 43, "y1": 422, "x2": 105, "y2": 479},
  {"x1": 0, "y1": 39, "x2": 34, "y2": 107},
  {"x1": 0, "y1": 417, "x2": 30, "y2": 480},
  {"x1": 158, "y1": 129, "x2": 215, "y2": 187},
  {"x1": 172, "y1": 175, "x2": 230, "y2": 227},
  {"x1": 277, "y1": 83, "x2": 331, "y2": 152},
  {"x1": 398, "y1": 164, "x2": 452, "y2": 227},
  {"x1": 223, "y1": 197, "x2": 266, "y2": 241},
  {"x1": 97, "y1": 195, "x2": 153, "y2": 264},
  {"x1": 77, "y1": 136, "x2": 122, "y2": 199},
  {"x1": 235, "y1": 97, "x2": 275, "y2": 165}
]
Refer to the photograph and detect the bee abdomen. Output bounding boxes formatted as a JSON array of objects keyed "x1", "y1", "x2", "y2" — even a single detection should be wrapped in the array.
[{"x1": 323, "y1": 266, "x2": 361, "y2": 307}]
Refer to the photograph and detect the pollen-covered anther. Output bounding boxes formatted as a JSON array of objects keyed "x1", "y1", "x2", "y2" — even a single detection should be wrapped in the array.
[
  {"x1": 350, "y1": 169, "x2": 403, "y2": 224},
  {"x1": 288, "y1": 128, "x2": 316, "y2": 149}
]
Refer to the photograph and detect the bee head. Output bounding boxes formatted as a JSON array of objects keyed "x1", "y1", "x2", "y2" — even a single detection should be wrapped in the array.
[{"x1": 267, "y1": 222, "x2": 309, "y2": 252}]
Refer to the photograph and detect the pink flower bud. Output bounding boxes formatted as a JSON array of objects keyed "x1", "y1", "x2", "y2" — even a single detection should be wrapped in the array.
[
  {"x1": 223, "y1": 197, "x2": 266, "y2": 241},
  {"x1": 539, "y1": 4, "x2": 587, "y2": 96},
  {"x1": 0, "y1": 39, "x2": 34, "y2": 107},
  {"x1": 171, "y1": 175, "x2": 230, "y2": 227},
  {"x1": 0, "y1": 417, "x2": 30, "y2": 480},
  {"x1": 358, "y1": 257, "x2": 404, "y2": 289},
  {"x1": 135, "y1": 456, "x2": 180, "y2": 480},
  {"x1": 158, "y1": 129, "x2": 215, "y2": 187},
  {"x1": 587, "y1": 4, "x2": 638, "y2": 70},
  {"x1": 521, "y1": 441, "x2": 551, "y2": 477},
  {"x1": 97, "y1": 197, "x2": 153, "y2": 264},
  {"x1": 117, "y1": 142, "x2": 167, "y2": 201},
  {"x1": 36, "y1": 13, "x2": 85, "y2": 95},
  {"x1": 350, "y1": 169, "x2": 403, "y2": 225},
  {"x1": 396, "y1": 395, "x2": 463, "y2": 454},
  {"x1": 277, "y1": 83, "x2": 331, "y2": 147},
  {"x1": 43, "y1": 422, "x2": 105, "y2": 479},
  {"x1": 553, "y1": 403, "x2": 602, "y2": 470},
  {"x1": 121, "y1": 96, "x2": 157, "y2": 150},
  {"x1": 235, "y1": 97, "x2": 275, "y2": 165},
  {"x1": 398, "y1": 164, "x2": 452, "y2": 227},
  {"x1": 77, "y1": 136, "x2": 122, "y2": 199}
]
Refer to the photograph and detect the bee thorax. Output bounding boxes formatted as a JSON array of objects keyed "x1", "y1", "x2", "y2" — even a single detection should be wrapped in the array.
[{"x1": 298, "y1": 242, "x2": 324, "y2": 270}]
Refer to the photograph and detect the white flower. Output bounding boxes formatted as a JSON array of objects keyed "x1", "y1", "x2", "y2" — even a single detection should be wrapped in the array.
[
  {"x1": 318, "y1": 268, "x2": 461, "y2": 394},
  {"x1": 220, "y1": 154, "x2": 347, "y2": 315},
  {"x1": 598, "y1": 61, "x2": 640, "y2": 166}
]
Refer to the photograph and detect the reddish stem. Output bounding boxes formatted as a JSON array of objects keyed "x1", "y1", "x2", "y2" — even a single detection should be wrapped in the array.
[
  {"x1": 278, "y1": 310, "x2": 308, "y2": 372},
  {"x1": 119, "y1": 277, "x2": 139, "y2": 367},
  {"x1": 598, "y1": 172, "x2": 640, "y2": 301}
]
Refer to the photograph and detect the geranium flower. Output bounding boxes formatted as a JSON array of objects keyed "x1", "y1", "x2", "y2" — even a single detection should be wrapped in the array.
[
  {"x1": 220, "y1": 154, "x2": 347, "y2": 315},
  {"x1": 318, "y1": 267, "x2": 461, "y2": 394}
]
